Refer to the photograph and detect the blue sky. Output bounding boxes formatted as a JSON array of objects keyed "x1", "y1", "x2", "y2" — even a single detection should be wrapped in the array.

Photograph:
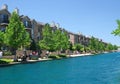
[{"x1": 0, "y1": 0, "x2": 120, "y2": 45}]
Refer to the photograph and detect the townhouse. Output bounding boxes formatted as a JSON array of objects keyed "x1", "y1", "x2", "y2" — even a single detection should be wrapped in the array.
[{"x1": 0, "y1": 4, "x2": 105, "y2": 47}]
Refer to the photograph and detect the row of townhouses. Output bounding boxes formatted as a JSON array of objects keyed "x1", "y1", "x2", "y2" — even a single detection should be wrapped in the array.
[{"x1": 0, "y1": 4, "x2": 106, "y2": 47}]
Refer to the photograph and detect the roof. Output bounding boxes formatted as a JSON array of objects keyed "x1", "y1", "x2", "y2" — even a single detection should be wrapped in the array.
[{"x1": 0, "y1": 9, "x2": 11, "y2": 15}]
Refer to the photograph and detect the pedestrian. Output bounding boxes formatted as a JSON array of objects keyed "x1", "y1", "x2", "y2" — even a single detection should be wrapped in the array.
[
  {"x1": 32, "y1": 51, "x2": 36, "y2": 55},
  {"x1": 46, "y1": 51, "x2": 49, "y2": 58},
  {"x1": 0, "y1": 50, "x2": 3, "y2": 58},
  {"x1": 29, "y1": 52, "x2": 32, "y2": 60}
]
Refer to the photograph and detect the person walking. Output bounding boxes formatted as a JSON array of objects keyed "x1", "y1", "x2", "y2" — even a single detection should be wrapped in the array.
[
  {"x1": 46, "y1": 51, "x2": 49, "y2": 58},
  {"x1": 0, "y1": 50, "x2": 3, "y2": 58}
]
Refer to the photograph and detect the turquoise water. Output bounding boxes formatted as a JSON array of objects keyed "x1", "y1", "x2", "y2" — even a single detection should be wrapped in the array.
[{"x1": 1, "y1": 52, "x2": 120, "y2": 84}]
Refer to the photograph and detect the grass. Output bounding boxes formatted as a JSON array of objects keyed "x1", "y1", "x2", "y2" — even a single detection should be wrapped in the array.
[
  {"x1": 58, "y1": 54, "x2": 68, "y2": 58},
  {"x1": 48, "y1": 54, "x2": 67, "y2": 59},
  {"x1": 0, "y1": 59, "x2": 13, "y2": 64}
]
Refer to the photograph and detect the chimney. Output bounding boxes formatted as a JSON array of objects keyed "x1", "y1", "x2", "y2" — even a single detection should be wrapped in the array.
[
  {"x1": 1, "y1": 4, "x2": 8, "y2": 10},
  {"x1": 56, "y1": 23, "x2": 60, "y2": 28},
  {"x1": 14, "y1": 8, "x2": 19, "y2": 15},
  {"x1": 51, "y1": 21, "x2": 55, "y2": 27}
]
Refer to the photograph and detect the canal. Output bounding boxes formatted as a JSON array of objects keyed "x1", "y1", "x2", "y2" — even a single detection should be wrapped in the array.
[{"x1": 1, "y1": 52, "x2": 120, "y2": 84}]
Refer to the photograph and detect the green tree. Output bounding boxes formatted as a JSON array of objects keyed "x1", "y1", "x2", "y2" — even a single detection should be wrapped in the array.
[
  {"x1": 30, "y1": 39, "x2": 37, "y2": 51},
  {"x1": 21, "y1": 31, "x2": 31, "y2": 48},
  {"x1": 89, "y1": 36, "x2": 96, "y2": 52},
  {"x1": 74, "y1": 43, "x2": 84, "y2": 52},
  {"x1": 60, "y1": 31, "x2": 70, "y2": 50},
  {"x1": 69, "y1": 43, "x2": 73, "y2": 51},
  {"x1": 84, "y1": 46, "x2": 90, "y2": 53},
  {"x1": 39, "y1": 23, "x2": 54, "y2": 51},
  {"x1": 53, "y1": 29, "x2": 62, "y2": 51},
  {"x1": 112, "y1": 20, "x2": 120, "y2": 36},
  {"x1": 111, "y1": 20, "x2": 120, "y2": 51},
  {"x1": 53, "y1": 29, "x2": 70, "y2": 54},
  {"x1": 98, "y1": 42, "x2": 105, "y2": 52},
  {"x1": 5, "y1": 11, "x2": 30, "y2": 61},
  {"x1": 113, "y1": 45, "x2": 118, "y2": 50},
  {"x1": 89, "y1": 36, "x2": 105, "y2": 53},
  {"x1": 105, "y1": 43, "x2": 113, "y2": 51},
  {"x1": 39, "y1": 24, "x2": 70, "y2": 54},
  {"x1": 0, "y1": 31, "x2": 4, "y2": 50},
  {"x1": 94, "y1": 38, "x2": 99, "y2": 52}
]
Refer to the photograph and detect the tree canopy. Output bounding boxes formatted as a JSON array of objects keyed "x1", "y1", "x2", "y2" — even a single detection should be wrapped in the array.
[
  {"x1": 112, "y1": 20, "x2": 120, "y2": 36},
  {"x1": 39, "y1": 23, "x2": 70, "y2": 52},
  {"x1": 39, "y1": 23, "x2": 54, "y2": 51},
  {"x1": 5, "y1": 11, "x2": 30, "y2": 49},
  {"x1": 4, "y1": 11, "x2": 31, "y2": 61},
  {"x1": 0, "y1": 31, "x2": 4, "y2": 50}
]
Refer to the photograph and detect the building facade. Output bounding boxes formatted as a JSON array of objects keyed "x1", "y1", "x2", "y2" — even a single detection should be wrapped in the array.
[
  {"x1": 0, "y1": 4, "x2": 106, "y2": 47},
  {"x1": 0, "y1": 4, "x2": 10, "y2": 32}
]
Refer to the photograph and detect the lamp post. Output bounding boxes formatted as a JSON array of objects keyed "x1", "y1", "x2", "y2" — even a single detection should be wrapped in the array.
[
  {"x1": 23, "y1": 48, "x2": 26, "y2": 57},
  {"x1": 23, "y1": 48, "x2": 27, "y2": 61}
]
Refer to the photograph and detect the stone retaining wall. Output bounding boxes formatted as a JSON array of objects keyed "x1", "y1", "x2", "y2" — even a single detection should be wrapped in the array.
[{"x1": 2, "y1": 56, "x2": 14, "y2": 59}]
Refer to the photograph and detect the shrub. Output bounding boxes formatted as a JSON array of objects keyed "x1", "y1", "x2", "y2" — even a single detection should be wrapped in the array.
[
  {"x1": 3, "y1": 51, "x2": 12, "y2": 56},
  {"x1": 48, "y1": 55, "x2": 61, "y2": 59},
  {"x1": 31, "y1": 55, "x2": 39, "y2": 60},
  {"x1": 58, "y1": 54, "x2": 67, "y2": 58},
  {"x1": 0, "y1": 59, "x2": 13, "y2": 64},
  {"x1": 48, "y1": 54, "x2": 68, "y2": 59},
  {"x1": 0, "y1": 60, "x2": 8, "y2": 64}
]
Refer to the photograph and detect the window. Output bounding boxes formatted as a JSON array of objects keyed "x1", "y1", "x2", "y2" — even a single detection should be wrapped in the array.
[
  {"x1": 23, "y1": 20, "x2": 32, "y2": 28},
  {"x1": 23, "y1": 21, "x2": 27, "y2": 27},
  {"x1": 0, "y1": 14, "x2": 9, "y2": 23},
  {"x1": 25, "y1": 21, "x2": 28, "y2": 27}
]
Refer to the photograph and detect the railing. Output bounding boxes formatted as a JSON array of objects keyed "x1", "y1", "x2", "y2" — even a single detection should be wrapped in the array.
[
  {"x1": 0, "y1": 20, "x2": 9, "y2": 24},
  {"x1": 24, "y1": 25, "x2": 32, "y2": 28}
]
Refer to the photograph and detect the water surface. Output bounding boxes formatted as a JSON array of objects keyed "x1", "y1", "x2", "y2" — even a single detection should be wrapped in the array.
[{"x1": 1, "y1": 52, "x2": 120, "y2": 84}]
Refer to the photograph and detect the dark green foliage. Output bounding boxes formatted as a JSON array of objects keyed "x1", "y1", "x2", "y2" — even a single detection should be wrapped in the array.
[
  {"x1": 39, "y1": 23, "x2": 70, "y2": 53},
  {"x1": 30, "y1": 56, "x2": 39, "y2": 60},
  {"x1": 58, "y1": 54, "x2": 67, "y2": 58},
  {"x1": 39, "y1": 23, "x2": 54, "y2": 51},
  {"x1": 111, "y1": 20, "x2": 120, "y2": 50},
  {"x1": 60, "y1": 32, "x2": 70, "y2": 50},
  {"x1": 88, "y1": 36, "x2": 105, "y2": 52},
  {"x1": 74, "y1": 44, "x2": 84, "y2": 51},
  {"x1": 69, "y1": 43, "x2": 73, "y2": 51},
  {"x1": 5, "y1": 11, "x2": 30, "y2": 49},
  {"x1": 88, "y1": 36, "x2": 117, "y2": 52},
  {"x1": 30, "y1": 39, "x2": 37, "y2": 51},
  {"x1": 113, "y1": 45, "x2": 118, "y2": 50},
  {"x1": 98, "y1": 41, "x2": 105, "y2": 52},
  {"x1": 112, "y1": 20, "x2": 120, "y2": 36},
  {"x1": 0, "y1": 60, "x2": 9, "y2": 64},
  {"x1": 48, "y1": 54, "x2": 67, "y2": 59},
  {"x1": 0, "y1": 31, "x2": 4, "y2": 50},
  {"x1": 3, "y1": 51, "x2": 12, "y2": 56},
  {"x1": 48, "y1": 55, "x2": 61, "y2": 59},
  {"x1": 4, "y1": 11, "x2": 30, "y2": 61},
  {"x1": 0, "y1": 59, "x2": 13, "y2": 64},
  {"x1": 53, "y1": 29, "x2": 69, "y2": 51},
  {"x1": 105, "y1": 43, "x2": 114, "y2": 51},
  {"x1": 89, "y1": 36, "x2": 98, "y2": 51}
]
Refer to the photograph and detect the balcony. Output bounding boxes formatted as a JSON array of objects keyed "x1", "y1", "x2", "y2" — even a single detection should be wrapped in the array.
[
  {"x1": 0, "y1": 14, "x2": 9, "y2": 25},
  {"x1": 0, "y1": 20, "x2": 9, "y2": 26}
]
